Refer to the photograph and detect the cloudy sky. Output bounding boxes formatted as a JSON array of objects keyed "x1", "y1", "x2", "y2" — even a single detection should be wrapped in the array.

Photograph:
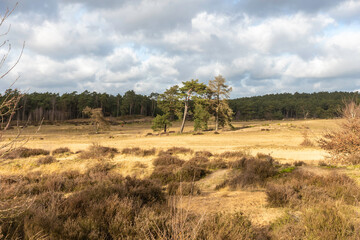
[{"x1": 1, "y1": 0, "x2": 360, "y2": 98}]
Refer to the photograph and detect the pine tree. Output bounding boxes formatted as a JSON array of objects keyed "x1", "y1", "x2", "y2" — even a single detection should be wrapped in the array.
[{"x1": 208, "y1": 75, "x2": 233, "y2": 131}]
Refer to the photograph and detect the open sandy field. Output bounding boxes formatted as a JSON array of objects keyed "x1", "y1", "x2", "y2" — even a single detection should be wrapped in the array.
[{"x1": 3, "y1": 118, "x2": 338, "y2": 163}]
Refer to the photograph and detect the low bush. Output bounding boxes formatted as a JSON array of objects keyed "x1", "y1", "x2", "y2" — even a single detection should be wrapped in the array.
[
  {"x1": 153, "y1": 154, "x2": 185, "y2": 167},
  {"x1": 220, "y1": 157, "x2": 277, "y2": 189},
  {"x1": 207, "y1": 158, "x2": 228, "y2": 169},
  {"x1": 266, "y1": 170, "x2": 360, "y2": 208},
  {"x1": 151, "y1": 155, "x2": 209, "y2": 184},
  {"x1": 198, "y1": 212, "x2": 270, "y2": 240},
  {"x1": 2, "y1": 148, "x2": 50, "y2": 159},
  {"x1": 195, "y1": 150, "x2": 213, "y2": 158},
  {"x1": 37, "y1": 156, "x2": 57, "y2": 165},
  {"x1": 176, "y1": 161, "x2": 209, "y2": 182},
  {"x1": 150, "y1": 165, "x2": 179, "y2": 184},
  {"x1": 271, "y1": 203, "x2": 360, "y2": 239},
  {"x1": 293, "y1": 161, "x2": 306, "y2": 166},
  {"x1": 79, "y1": 143, "x2": 118, "y2": 159},
  {"x1": 0, "y1": 169, "x2": 165, "y2": 239},
  {"x1": 162, "y1": 147, "x2": 193, "y2": 155},
  {"x1": 167, "y1": 182, "x2": 201, "y2": 196},
  {"x1": 52, "y1": 147, "x2": 71, "y2": 155},
  {"x1": 121, "y1": 147, "x2": 156, "y2": 157},
  {"x1": 219, "y1": 151, "x2": 247, "y2": 159}
]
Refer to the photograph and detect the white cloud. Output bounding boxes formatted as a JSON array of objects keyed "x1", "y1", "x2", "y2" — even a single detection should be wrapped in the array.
[{"x1": 2, "y1": 0, "x2": 360, "y2": 97}]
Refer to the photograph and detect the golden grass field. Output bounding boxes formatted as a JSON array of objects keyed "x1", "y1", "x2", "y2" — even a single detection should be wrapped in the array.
[{"x1": 0, "y1": 118, "x2": 346, "y2": 228}]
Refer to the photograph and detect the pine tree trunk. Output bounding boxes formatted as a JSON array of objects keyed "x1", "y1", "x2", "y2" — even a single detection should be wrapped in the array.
[
  {"x1": 180, "y1": 100, "x2": 188, "y2": 133},
  {"x1": 215, "y1": 110, "x2": 219, "y2": 132}
]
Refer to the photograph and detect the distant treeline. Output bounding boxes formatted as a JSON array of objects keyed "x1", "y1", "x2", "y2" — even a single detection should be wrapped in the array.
[
  {"x1": 229, "y1": 91, "x2": 359, "y2": 120},
  {"x1": 1, "y1": 90, "x2": 358, "y2": 123}
]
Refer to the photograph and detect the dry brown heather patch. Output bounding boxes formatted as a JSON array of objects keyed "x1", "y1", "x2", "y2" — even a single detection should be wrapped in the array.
[
  {"x1": 266, "y1": 169, "x2": 360, "y2": 207},
  {"x1": 194, "y1": 150, "x2": 213, "y2": 158},
  {"x1": 0, "y1": 162, "x2": 270, "y2": 240},
  {"x1": 52, "y1": 147, "x2": 71, "y2": 155},
  {"x1": 37, "y1": 156, "x2": 57, "y2": 165},
  {"x1": 79, "y1": 143, "x2": 118, "y2": 159},
  {"x1": 121, "y1": 147, "x2": 156, "y2": 156},
  {"x1": 270, "y1": 203, "x2": 360, "y2": 239},
  {"x1": 216, "y1": 155, "x2": 278, "y2": 190},
  {"x1": 1, "y1": 147, "x2": 50, "y2": 159},
  {"x1": 159, "y1": 147, "x2": 194, "y2": 155}
]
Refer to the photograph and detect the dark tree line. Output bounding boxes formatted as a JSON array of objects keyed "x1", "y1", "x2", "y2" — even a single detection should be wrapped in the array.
[
  {"x1": 229, "y1": 91, "x2": 359, "y2": 120},
  {"x1": 0, "y1": 90, "x2": 161, "y2": 123},
  {"x1": 0, "y1": 90, "x2": 358, "y2": 124}
]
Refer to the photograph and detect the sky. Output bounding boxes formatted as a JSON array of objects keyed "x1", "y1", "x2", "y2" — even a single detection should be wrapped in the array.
[{"x1": 1, "y1": 0, "x2": 360, "y2": 98}]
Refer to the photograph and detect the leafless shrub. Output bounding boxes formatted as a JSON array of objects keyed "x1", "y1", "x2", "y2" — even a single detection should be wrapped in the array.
[
  {"x1": 300, "y1": 131, "x2": 315, "y2": 147},
  {"x1": 318, "y1": 100, "x2": 360, "y2": 163}
]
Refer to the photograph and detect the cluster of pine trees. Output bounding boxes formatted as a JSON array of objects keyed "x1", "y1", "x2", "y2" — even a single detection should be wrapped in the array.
[{"x1": 152, "y1": 75, "x2": 233, "y2": 132}]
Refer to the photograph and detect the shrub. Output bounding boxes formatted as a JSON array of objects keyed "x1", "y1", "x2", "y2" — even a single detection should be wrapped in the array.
[
  {"x1": 164, "y1": 147, "x2": 193, "y2": 155},
  {"x1": 271, "y1": 203, "x2": 360, "y2": 239},
  {"x1": 37, "y1": 156, "x2": 57, "y2": 165},
  {"x1": 195, "y1": 150, "x2": 213, "y2": 158},
  {"x1": 225, "y1": 157, "x2": 277, "y2": 189},
  {"x1": 318, "y1": 100, "x2": 360, "y2": 163},
  {"x1": 150, "y1": 165, "x2": 179, "y2": 184},
  {"x1": 167, "y1": 182, "x2": 201, "y2": 196},
  {"x1": 52, "y1": 147, "x2": 71, "y2": 155},
  {"x1": 121, "y1": 147, "x2": 156, "y2": 157},
  {"x1": 0, "y1": 171, "x2": 166, "y2": 239},
  {"x1": 219, "y1": 151, "x2": 247, "y2": 159},
  {"x1": 207, "y1": 158, "x2": 228, "y2": 169},
  {"x1": 79, "y1": 143, "x2": 118, "y2": 159},
  {"x1": 266, "y1": 170, "x2": 360, "y2": 208},
  {"x1": 176, "y1": 161, "x2": 209, "y2": 182},
  {"x1": 153, "y1": 154, "x2": 185, "y2": 167},
  {"x1": 300, "y1": 131, "x2": 315, "y2": 147},
  {"x1": 293, "y1": 161, "x2": 306, "y2": 166},
  {"x1": 2, "y1": 148, "x2": 50, "y2": 159},
  {"x1": 198, "y1": 212, "x2": 270, "y2": 240}
]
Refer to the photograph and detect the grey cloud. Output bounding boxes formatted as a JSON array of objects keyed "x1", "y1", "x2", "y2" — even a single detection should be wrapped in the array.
[{"x1": 235, "y1": 0, "x2": 343, "y2": 16}]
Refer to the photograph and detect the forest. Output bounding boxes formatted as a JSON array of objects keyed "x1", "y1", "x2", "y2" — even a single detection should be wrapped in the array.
[{"x1": 1, "y1": 89, "x2": 358, "y2": 124}]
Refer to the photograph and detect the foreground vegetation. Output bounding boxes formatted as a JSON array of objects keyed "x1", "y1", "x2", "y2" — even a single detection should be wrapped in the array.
[{"x1": 1, "y1": 143, "x2": 360, "y2": 239}]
